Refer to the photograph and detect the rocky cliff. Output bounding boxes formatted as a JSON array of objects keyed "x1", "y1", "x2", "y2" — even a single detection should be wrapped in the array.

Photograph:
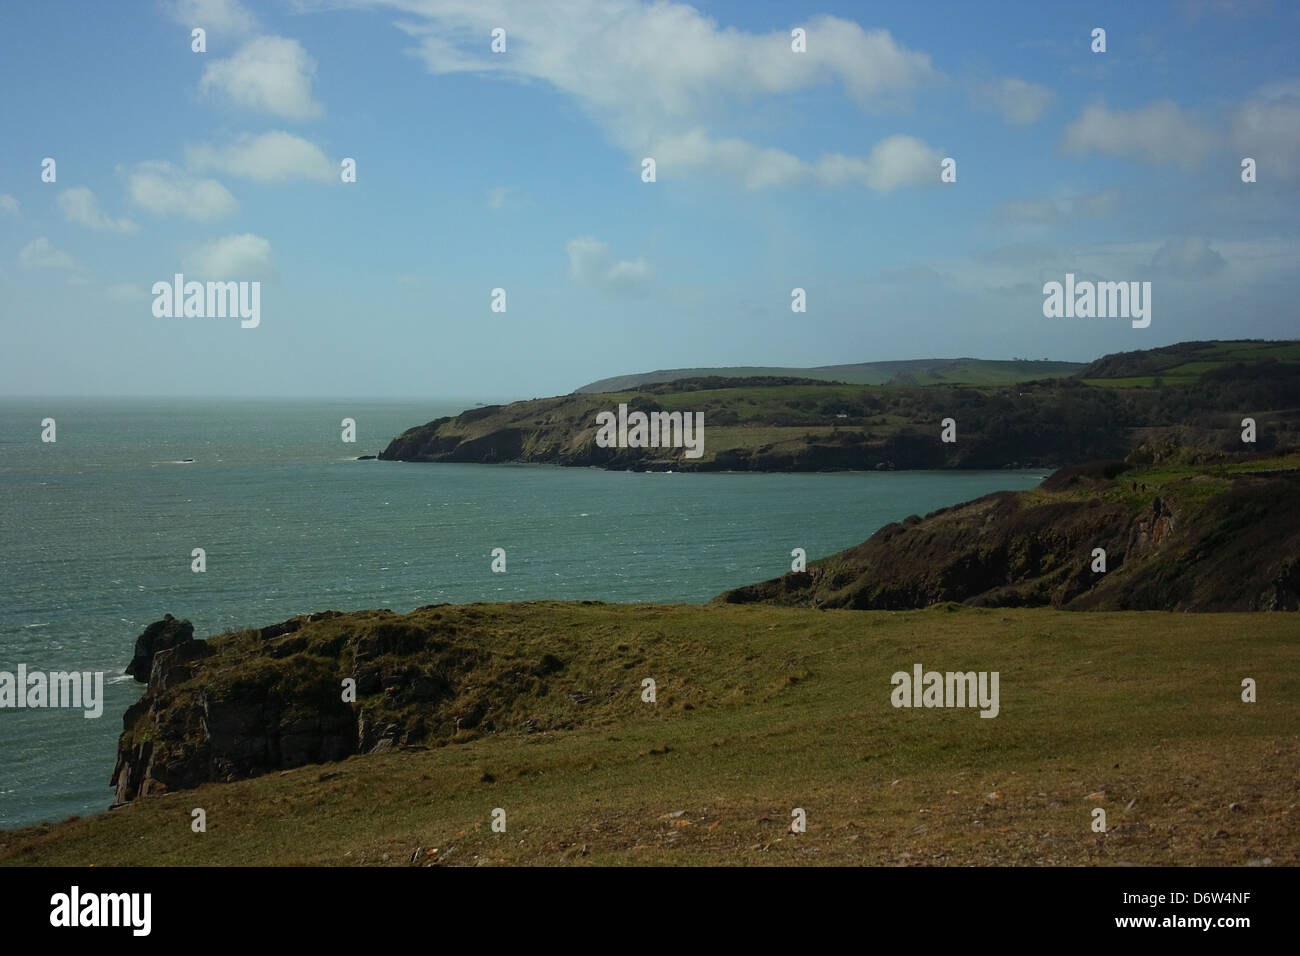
[
  {"x1": 714, "y1": 456, "x2": 1300, "y2": 612},
  {"x1": 110, "y1": 604, "x2": 614, "y2": 806},
  {"x1": 123, "y1": 613, "x2": 194, "y2": 682}
]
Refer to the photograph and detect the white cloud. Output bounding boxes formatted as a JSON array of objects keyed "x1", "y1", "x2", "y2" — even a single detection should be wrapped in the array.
[
  {"x1": 650, "y1": 129, "x2": 806, "y2": 189},
  {"x1": 651, "y1": 129, "x2": 941, "y2": 191},
  {"x1": 19, "y1": 238, "x2": 77, "y2": 271},
  {"x1": 1149, "y1": 237, "x2": 1227, "y2": 277},
  {"x1": 166, "y1": 0, "x2": 259, "y2": 36},
  {"x1": 106, "y1": 282, "x2": 149, "y2": 302},
  {"x1": 566, "y1": 237, "x2": 651, "y2": 291},
  {"x1": 974, "y1": 76, "x2": 1055, "y2": 126},
  {"x1": 917, "y1": 234, "x2": 1299, "y2": 299},
  {"x1": 200, "y1": 35, "x2": 323, "y2": 120},
  {"x1": 391, "y1": 6, "x2": 936, "y2": 118},
  {"x1": 816, "y1": 134, "x2": 943, "y2": 191},
  {"x1": 487, "y1": 185, "x2": 511, "y2": 209},
  {"x1": 58, "y1": 187, "x2": 138, "y2": 233},
  {"x1": 367, "y1": 1, "x2": 939, "y2": 187},
  {"x1": 1209, "y1": 236, "x2": 1300, "y2": 282},
  {"x1": 128, "y1": 161, "x2": 238, "y2": 221},
  {"x1": 921, "y1": 240, "x2": 1156, "y2": 297},
  {"x1": 1062, "y1": 100, "x2": 1213, "y2": 169},
  {"x1": 187, "y1": 130, "x2": 335, "y2": 182},
  {"x1": 1232, "y1": 79, "x2": 1300, "y2": 183},
  {"x1": 0, "y1": 194, "x2": 17, "y2": 216},
  {"x1": 605, "y1": 257, "x2": 653, "y2": 287},
  {"x1": 183, "y1": 233, "x2": 277, "y2": 280}
]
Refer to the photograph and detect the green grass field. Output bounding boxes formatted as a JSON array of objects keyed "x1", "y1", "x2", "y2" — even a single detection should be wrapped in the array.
[
  {"x1": 1081, "y1": 340, "x2": 1300, "y2": 388},
  {"x1": 3, "y1": 603, "x2": 1295, "y2": 866},
  {"x1": 577, "y1": 359, "x2": 1085, "y2": 393}
]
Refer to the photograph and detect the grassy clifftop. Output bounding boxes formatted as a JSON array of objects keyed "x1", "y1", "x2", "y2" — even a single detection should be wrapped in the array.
[
  {"x1": 3, "y1": 602, "x2": 1295, "y2": 866},
  {"x1": 577, "y1": 358, "x2": 1085, "y2": 392},
  {"x1": 1080, "y1": 339, "x2": 1300, "y2": 388},
  {"x1": 716, "y1": 453, "x2": 1300, "y2": 612}
]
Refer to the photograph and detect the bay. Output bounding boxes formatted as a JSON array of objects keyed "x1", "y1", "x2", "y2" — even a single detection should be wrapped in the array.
[{"x1": 0, "y1": 398, "x2": 1045, "y2": 829}]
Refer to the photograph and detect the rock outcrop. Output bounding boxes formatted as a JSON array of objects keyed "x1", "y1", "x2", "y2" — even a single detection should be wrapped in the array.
[
  {"x1": 110, "y1": 606, "x2": 584, "y2": 806},
  {"x1": 124, "y1": 614, "x2": 194, "y2": 682}
]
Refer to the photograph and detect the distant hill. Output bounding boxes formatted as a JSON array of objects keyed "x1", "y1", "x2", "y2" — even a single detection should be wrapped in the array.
[
  {"x1": 1079, "y1": 339, "x2": 1300, "y2": 387},
  {"x1": 382, "y1": 340, "x2": 1300, "y2": 473},
  {"x1": 575, "y1": 358, "x2": 1084, "y2": 393}
]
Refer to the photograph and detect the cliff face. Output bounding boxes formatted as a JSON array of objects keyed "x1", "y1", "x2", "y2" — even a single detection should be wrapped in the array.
[
  {"x1": 714, "y1": 460, "x2": 1300, "y2": 612},
  {"x1": 110, "y1": 604, "x2": 625, "y2": 806},
  {"x1": 123, "y1": 613, "x2": 194, "y2": 681},
  {"x1": 379, "y1": 396, "x2": 645, "y2": 467},
  {"x1": 112, "y1": 612, "x2": 351, "y2": 805}
]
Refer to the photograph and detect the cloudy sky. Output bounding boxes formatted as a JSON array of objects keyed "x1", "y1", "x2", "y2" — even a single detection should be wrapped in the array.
[{"x1": 1, "y1": 0, "x2": 1297, "y2": 398}]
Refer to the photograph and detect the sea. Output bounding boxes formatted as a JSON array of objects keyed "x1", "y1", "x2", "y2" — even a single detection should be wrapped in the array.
[{"x1": 0, "y1": 397, "x2": 1047, "y2": 830}]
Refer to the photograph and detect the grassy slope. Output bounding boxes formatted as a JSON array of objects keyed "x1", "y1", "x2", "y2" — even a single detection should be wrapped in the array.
[
  {"x1": 1081, "y1": 340, "x2": 1300, "y2": 388},
  {"x1": 3, "y1": 602, "x2": 1295, "y2": 866},
  {"x1": 576, "y1": 342, "x2": 1295, "y2": 394},
  {"x1": 577, "y1": 359, "x2": 1085, "y2": 393},
  {"x1": 885, "y1": 358, "x2": 1083, "y2": 386},
  {"x1": 717, "y1": 454, "x2": 1300, "y2": 612}
]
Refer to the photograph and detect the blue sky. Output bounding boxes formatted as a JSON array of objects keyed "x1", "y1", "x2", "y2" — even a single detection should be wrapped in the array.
[{"x1": 1, "y1": 0, "x2": 1297, "y2": 399}]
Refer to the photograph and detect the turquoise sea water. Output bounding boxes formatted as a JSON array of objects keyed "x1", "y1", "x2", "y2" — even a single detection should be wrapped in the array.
[{"x1": 0, "y1": 398, "x2": 1046, "y2": 829}]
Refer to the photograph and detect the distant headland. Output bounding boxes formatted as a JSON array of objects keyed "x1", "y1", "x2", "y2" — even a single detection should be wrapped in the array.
[{"x1": 379, "y1": 340, "x2": 1300, "y2": 473}]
